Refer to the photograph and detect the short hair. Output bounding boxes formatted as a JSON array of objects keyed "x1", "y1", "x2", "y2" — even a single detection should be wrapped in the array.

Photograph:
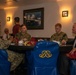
[
  {"x1": 20, "y1": 24, "x2": 27, "y2": 28},
  {"x1": 14, "y1": 17, "x2": 20, "y2": 22},
  {"x1": 55, "y1": 23, "x2": 62, "y2": 28}
]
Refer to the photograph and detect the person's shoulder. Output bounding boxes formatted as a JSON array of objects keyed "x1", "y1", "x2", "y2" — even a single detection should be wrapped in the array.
[
  {"x1": 15, "y1": 24, "x2": 20, "y2": 27},
  {"x1": 13, "y1": 24, "x2": 17, "y2": 29},
  {"x1": 16, "y1": 24, "x2": 20, "y2": 26},
  {"x1": 61, "y1": 31, "x2": 67, "y2": 35},
  {"x1": 26, "y1": 32, "x2": 31, "y2": 36},
  {"x1": 50, "y1": 33, "x2": 56, "y2": 38},
  {"x1": 51, "y1": 33, "x2": 56, "y2": 36},
  {"x1": 15, "y1": 32, "x2": 21, "y2": 36}
]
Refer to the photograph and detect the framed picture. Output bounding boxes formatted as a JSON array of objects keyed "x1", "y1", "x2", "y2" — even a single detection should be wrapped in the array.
[{"x1": 23, "y1": 8, "x2": 44, "y2": 30}]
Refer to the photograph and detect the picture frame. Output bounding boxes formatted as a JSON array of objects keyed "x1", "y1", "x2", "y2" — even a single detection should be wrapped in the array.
[
  {"x1": 62, "y1": 11, "x2": 68, "y2": 17},
  {"x1": 23, "y1": 8, "x2": 44, "y2": 30}
]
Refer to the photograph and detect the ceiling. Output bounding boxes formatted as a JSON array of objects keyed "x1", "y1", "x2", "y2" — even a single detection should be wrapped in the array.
[{"x1": 0, "y1": 0, "x2": 61, "y2": 9}]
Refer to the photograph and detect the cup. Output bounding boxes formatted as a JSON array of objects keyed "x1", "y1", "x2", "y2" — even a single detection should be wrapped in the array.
[{"x1": 18, "y1": 40, "x2": 23, "y2": 46}]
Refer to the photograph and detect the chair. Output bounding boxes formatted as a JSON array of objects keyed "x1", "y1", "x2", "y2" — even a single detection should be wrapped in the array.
[
  {"x1": 70, "y1": 60, "x2": 76, "y2": 75},
  {"x1": 0, "y1": 49, "x2": 10, "y2": 75},
  {"x1": 26, "y1": 41, "x2": 59, "y2": 75}
]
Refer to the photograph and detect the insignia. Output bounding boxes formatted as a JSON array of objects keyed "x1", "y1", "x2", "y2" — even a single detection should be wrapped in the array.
[{"x1": 39, "y1": 50, "x2": 52, "y2": 58}]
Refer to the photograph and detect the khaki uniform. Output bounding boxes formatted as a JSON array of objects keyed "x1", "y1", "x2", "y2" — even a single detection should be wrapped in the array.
[
  {"x1": 50, "y1": 32, "x2": 68, "y2": 43},
  {"x1": 0, "y1": 39, "x2": 24, "y2": 71}
]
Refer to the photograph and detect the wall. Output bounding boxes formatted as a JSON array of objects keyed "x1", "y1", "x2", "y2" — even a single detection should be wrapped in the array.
[{"x1": 0, "y1": 0, "x2": 76, "y2": 38}]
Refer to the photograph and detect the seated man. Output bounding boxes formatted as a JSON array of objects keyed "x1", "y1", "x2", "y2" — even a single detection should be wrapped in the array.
[
  {"x1": 50, "y1": 23, "x2": 69, "y2": 75},
  {"x1": 66, "y1": 23, "x2": 76, "y2": 75},
  {"x1": 50, "y1": 23, "x2": 68, "y2": 45}
]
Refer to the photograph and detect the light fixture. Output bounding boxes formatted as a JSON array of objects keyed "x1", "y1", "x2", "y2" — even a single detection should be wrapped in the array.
[
  {"x1": 7, "y1": 17, "x2": 10, "y2": 21},
  {"x1": 62, "y1": 11, "x2": 68, "y2": 17},
  {"x1": 5, "y1": 0, "x2": 19, "y2": 3}
]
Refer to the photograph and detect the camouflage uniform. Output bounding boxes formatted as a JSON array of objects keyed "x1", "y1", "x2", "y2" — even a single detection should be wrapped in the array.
[
  {"x1": 50, "y1": 32, "x2": 68, "y2": 43},
  {"x1": 0, "y1": 39, "x2": 24, "y2": 71},
  {"x1": 15, "y1": 31, "x2": 31, "y2": 68},
  {"x1": 16, "y1": 32, "x2": 31, "y2": 41}
]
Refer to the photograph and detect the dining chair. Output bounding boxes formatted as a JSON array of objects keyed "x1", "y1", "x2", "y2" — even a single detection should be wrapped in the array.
[
  {"x1": 0, "y1": 49, "x2": 10, "y2": 75},
  {"x1": 26, "y1": 41, "x2": 59, "y2": 75},
  {"x1": 70, "y1": 60, "x2": 76, "y2": 75}
]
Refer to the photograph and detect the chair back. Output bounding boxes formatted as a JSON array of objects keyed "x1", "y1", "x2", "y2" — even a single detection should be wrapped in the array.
[
  {"x1": 26, "y1": 41, "x2": 59, "y2": 75},
  {"x1": 70, "y1": 60, "x2": 76, "y2": 75},
  {"x1": 0, "y1": 49, "x2": 10, "y2": 75}
]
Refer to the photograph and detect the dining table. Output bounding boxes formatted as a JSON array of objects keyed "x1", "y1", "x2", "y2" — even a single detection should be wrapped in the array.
[
  {"x1": 8, "y1": 44, "x2": 73, "y2": 53},
  {"x1": 8, "y1": 45, "x2": 34, "y2": 53},
  {"x1": 8, "y1": 44, "x2": 73, "y2": 74}
]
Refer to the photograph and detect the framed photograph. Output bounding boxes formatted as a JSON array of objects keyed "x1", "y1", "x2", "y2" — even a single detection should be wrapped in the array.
[
  {"x1": 62, "y1": 11, "x2": 68, "y2": 17},
  {"x1": 23, "y1": 8, "x2": 44, "y2": 30}
]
